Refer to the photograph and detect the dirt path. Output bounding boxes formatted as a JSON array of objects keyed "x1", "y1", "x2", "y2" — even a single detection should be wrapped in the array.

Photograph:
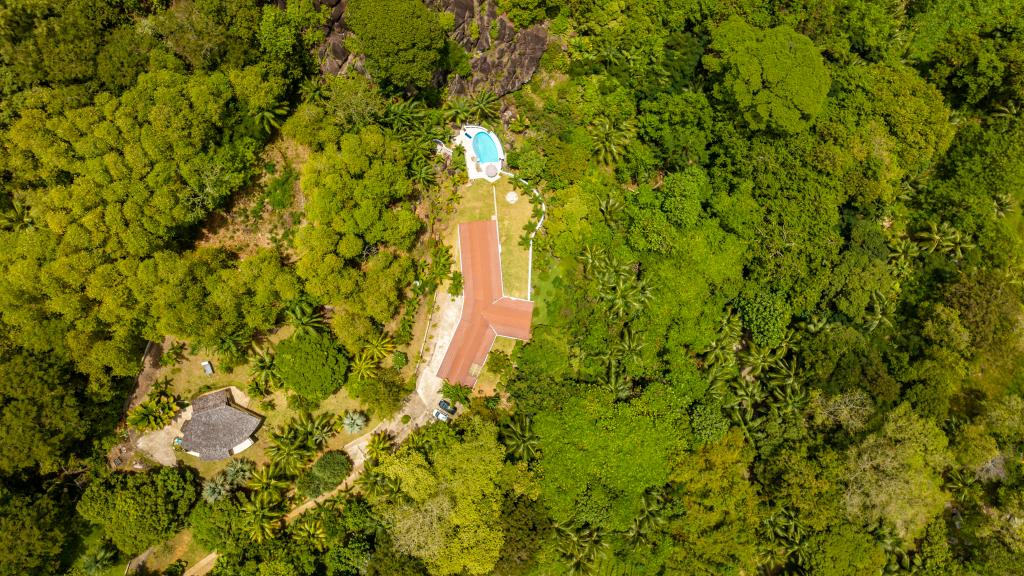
[{"x1": 124, "y1": 337, "x2": 168, "y2": 413}]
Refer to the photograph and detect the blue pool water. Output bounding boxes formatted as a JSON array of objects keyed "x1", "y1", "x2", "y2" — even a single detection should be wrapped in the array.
[{"x1": 472, "y1": 131, "x2": 500, "y2": 163}]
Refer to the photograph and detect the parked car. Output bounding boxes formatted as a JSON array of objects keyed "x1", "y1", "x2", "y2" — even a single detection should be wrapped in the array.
[
  {"x1": 438, "y1": 399, "x2": 457, "y2": 415},
  {"x1": 432, "y1": 409, "x2": 450, "y2": 422}
]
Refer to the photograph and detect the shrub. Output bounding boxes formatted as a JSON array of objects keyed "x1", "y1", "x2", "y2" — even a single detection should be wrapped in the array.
[
  {"x1": 341, "y1": 410, "x2": 369, "y2": 433},
  {"x1": 299, "y1": 451, "x2": 354, "y2": 498},
  {"x1": 276, "y1": 332, "x2": 349, "y2": 404},
  {"x1": 348, "y1": 367, "x2": 410, "y2": 416},
  {"x1": 266, "y1": 166, "x2": 297, "y2": 210}
]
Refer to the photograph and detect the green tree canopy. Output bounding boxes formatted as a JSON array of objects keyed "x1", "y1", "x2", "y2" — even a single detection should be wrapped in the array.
[
  {"x1": 704, "y1": 17, "x2": 831, "y2": 133},
  {"x1": 370, "y1": 418, "x2": 535, "y2": 575},
  {"x1": 77, "y1": 467, "x2": 198, "y2": 554},
  {"x1": 844, "y1": 404, "x2": 952, "y2": 539},
  {"x1": 275, "y1": 332, "x2": 349, "y2": 404},
  {"x1": 346, "y1": 0, "x2": 446, "y2": 90}
]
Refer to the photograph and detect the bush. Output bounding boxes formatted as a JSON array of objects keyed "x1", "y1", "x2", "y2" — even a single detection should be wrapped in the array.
[
  {"x1": 299, "y1": 451, "x2": 354, "y2": 498},
  {"x1": 341, "y1": 410, "x2": 370, "y2": 433},
  {"x1": 348, "y1": 367, "x2": 410, "y2": 416},
  {"x1": 266, "y1": 166, "x2": 297, "y2": 210},
  {"x1": 276, "y1": 332, "x2": 349, "y2": 404}
]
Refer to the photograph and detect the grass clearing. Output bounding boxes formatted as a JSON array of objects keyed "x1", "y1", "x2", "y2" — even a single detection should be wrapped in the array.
[
  {"x1": 143, "y1": 529, "x2": 209, "y2": 574},
  {"x1": 454, "y1": 178, "x2": 497, "y2": 224}
]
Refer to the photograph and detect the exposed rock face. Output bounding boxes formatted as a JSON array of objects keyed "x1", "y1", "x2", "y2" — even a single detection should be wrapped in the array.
[
  {"x1": 313, "y1": 0, "x2": 355, "y2": 76},
  {"x1": 314, "y1": 0, "x2": 547, "y2": 96}
]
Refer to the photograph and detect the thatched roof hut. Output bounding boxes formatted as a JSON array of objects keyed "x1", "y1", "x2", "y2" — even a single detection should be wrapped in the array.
[{"x1": 180, "y1": 389, "x2": 262, "y2": 460}]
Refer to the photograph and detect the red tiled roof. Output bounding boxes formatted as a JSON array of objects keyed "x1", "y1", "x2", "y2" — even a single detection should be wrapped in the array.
[{"x1": 437, "y1": 221, "x2": 534, "y2": 387}]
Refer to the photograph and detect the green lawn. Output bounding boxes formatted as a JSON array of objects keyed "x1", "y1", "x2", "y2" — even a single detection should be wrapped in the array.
[
  {"x1": 454, "y1": 178, "x2": 497, "y2": 224},
  {"x1": 493, "y1": 177, "x2": 535, "y2": 299}
]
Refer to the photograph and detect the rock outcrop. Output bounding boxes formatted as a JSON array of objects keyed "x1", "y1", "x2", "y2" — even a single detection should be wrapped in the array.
[
  {"x1": 314, "y1": 0, "x2": 547, "y2": 96},
  {"x1": 434, "y1": 0, "x2": 547, "y2": 96}
]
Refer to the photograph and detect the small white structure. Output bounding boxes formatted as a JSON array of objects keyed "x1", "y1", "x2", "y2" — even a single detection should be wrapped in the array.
[
  {"x1": 457, "y1": 125, "x2": 505, "y2": 183},
  {"x1": 201, "y1": 360, "x2": 214, "y2": 375}
]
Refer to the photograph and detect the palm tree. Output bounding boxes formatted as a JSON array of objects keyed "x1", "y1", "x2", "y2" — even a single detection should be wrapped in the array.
[
  {"x1": 250, "y1": 349, "x2": 281, "y2": 394},
  {"x1": 385, "y1": 100, "x2": 426, "y2": 133},
  {"x1": 215, "y1": 330, "x2": 250, "y2": 364},
  {"x1": 223, "y1": 458, "x2": 255, "y2": 487},
  {"x1": 945, "y1": 468, "x2": 980, "y2": 504},
  {"x1": 444, "y1": 96, "x2": 472, "y2": 124},
  {"x1": 201, "y1": 476, "x2": 231, "y2": 504},
  {"x1": 81, "y1": 544, "x2": 117, "y2": 576},
  {"x1": 300, "y1": 77, "x2": 326, "y2": 104},
  {"x1": 364, "y1": 332, "x2": 395, "y2": 362},
  {"x1": 601, "y1": 276, "x2": 650, "y2": 319},
  {"x1": 468, "y1": 90, "x2": 500, "y2": 122},
  {"x1": 267, "y1": 435, "x2": 313, "y2": 476},
  {"x1": 913, "y1": 221, "x2": 941, "y2": 252},
  {"x1": 614, "y1": 326, "x2": 645, "y2": 365},
  {"x1": 501, "y1": 414, "x2": 540, "y2": 461},
  {"x1": 355, "y1": 466, "x2": 389, "y2": 497},
  {"x1": 160, "y1": 341, "x2": 187, "y2": 367},
  {"x1": 589, "y1": 116, "x2": 634, "y2": 165},
  {"x1": 409, "y1": 159, "x2": 438, "y2": 191},
  {"x1": 127, "y1": 392, "x2": 180, "y2": 431},
  {"x1": 283, "y1": 298, "x2": 328, "y2": 335},
  {"x1": 739, "y1": 342, "x2": 782, "y2": 378},
  {"x1": 763, "y1": 509, "x2": 809, "y2": 570},
  {"x1": 0, "y1": 199, "x2": 34, "y2": 231},
  {"x1": 348, "y1": 352, "x2": 378, "y2": 383},
  {"x1": 770, "y1": 381, "x2": 808, "y2": 417},
  {"x1": 341, "y1": 410, "x2": 369, "y2": 434},
  {"x1": 602, "y1": 361, "x2": 633, "y2": 402},
  {"x1": 556, "y1": 523, "x2": 608, "y2": 575},
  {"x1": 597, "y1": 195, "x2": 624, "y2": 229},
  {"x1": 993, "y1": 192, "x2": 1015, "y2": 218},
  {"x1": 766, "y1": 358, "x2": 800, "y2": 391},
  {"x1": 940, "y1": 228, "x2": 974, "y2": 259},
  {"x1": 247, "y1": 465, "x2": 289, "y2": 493},
  {"x1": 578, "y1": 244, "x2": 605, "y2": 274},
  {"x1": 252, "y1": 105, "x2": 289, "y2": 134},
  {"x1": 293, "y1": 517, "x2": 328, "y2": 551},
  {"x1": 626, "y1": 490, "x2": 667, "y2": 548},
  {"x1": 365, "y1": 431, "x2": 395, "y2": 463},
  {"x1": 242, "y1": 490, "x2": 284, "y2": 543},
  {"x1": 293, "y1": 412, "x2": 336, "y2": 449}
]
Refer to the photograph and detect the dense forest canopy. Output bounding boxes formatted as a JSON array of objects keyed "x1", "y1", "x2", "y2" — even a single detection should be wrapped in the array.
[{"x1": 1, "y1": 0, "x2": 1023, "y2": 575}]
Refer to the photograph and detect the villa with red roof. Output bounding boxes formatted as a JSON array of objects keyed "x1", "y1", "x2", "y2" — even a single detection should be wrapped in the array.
[{"x1": 437, "y1": 220, "x2": 534, "y2": 387}]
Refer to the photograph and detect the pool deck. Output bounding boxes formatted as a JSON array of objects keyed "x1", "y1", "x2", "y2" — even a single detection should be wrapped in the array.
[{"x1": 457, "y1": 125, "x2": 504, "y2": 183}]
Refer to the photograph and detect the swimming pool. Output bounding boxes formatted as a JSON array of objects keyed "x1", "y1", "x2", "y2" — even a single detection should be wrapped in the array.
[{"x1": 472, "y1": 131, "x2": 501, "y2": 163}]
